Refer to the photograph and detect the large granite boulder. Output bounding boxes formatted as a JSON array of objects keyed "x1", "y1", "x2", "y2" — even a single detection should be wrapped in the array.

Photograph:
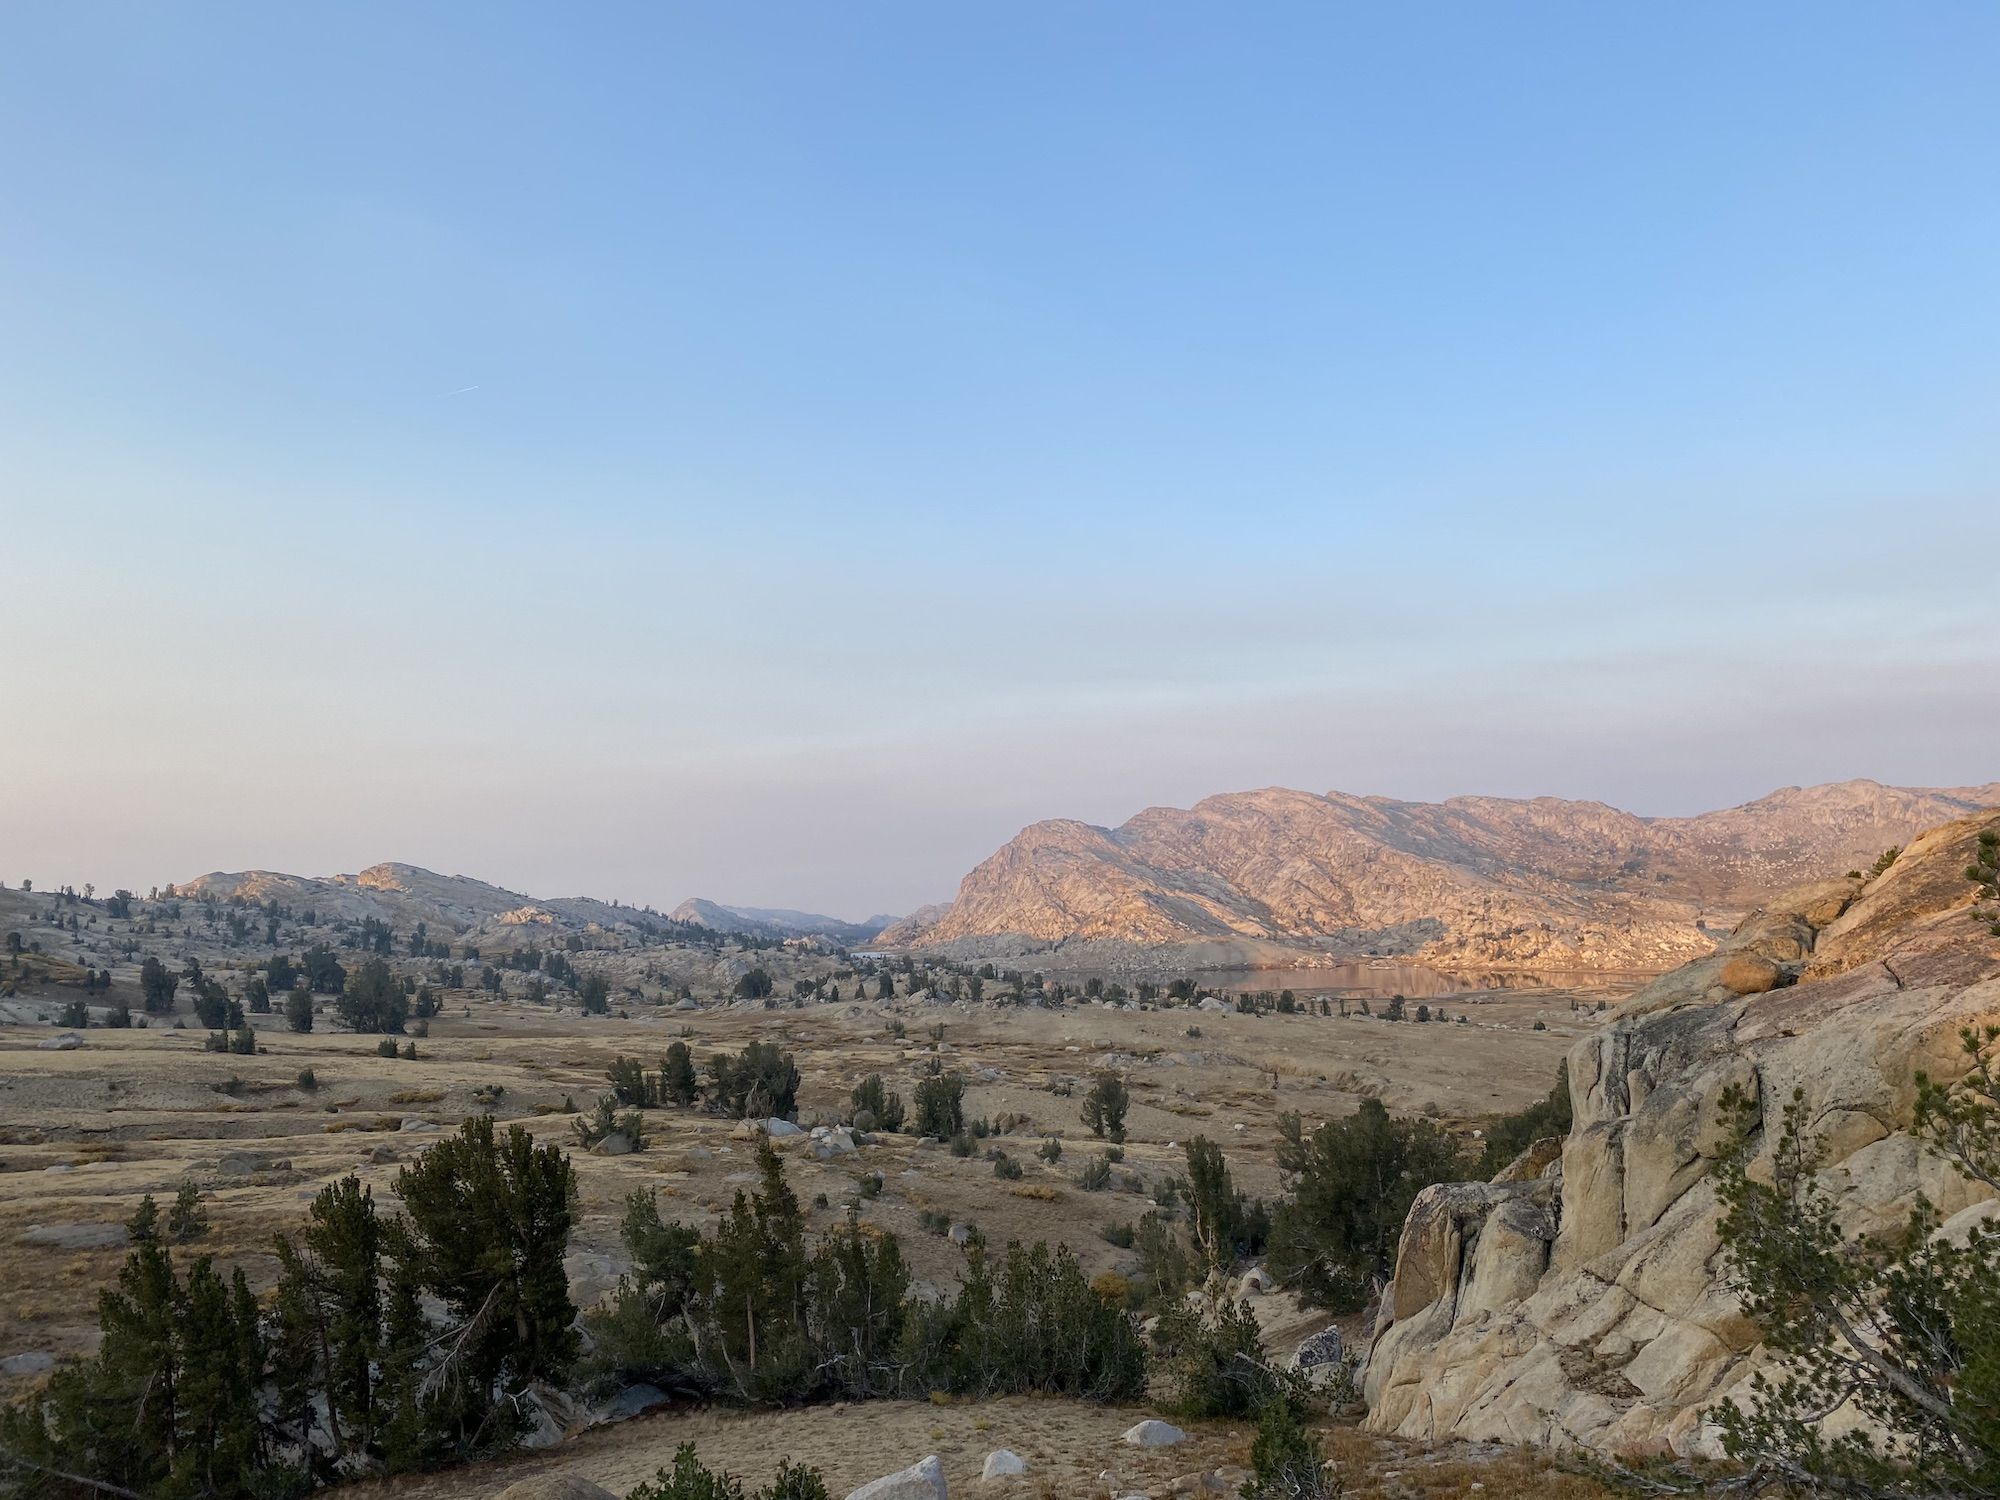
[{"x1": 1361, "y1": 810, "x2": 2000, "y2": 1461}]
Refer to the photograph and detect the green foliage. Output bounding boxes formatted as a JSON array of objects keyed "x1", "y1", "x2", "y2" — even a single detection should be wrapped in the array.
[
  {"x1": 628, "y1": 1444, "x2": 749, "y2": 1500},
  {"x1": 850, "y1": 1073, "x2": 905, "y2": 1132},
  {"x1": 338, "y1": 957, "x2": 409, "y2": 1034},
  {"x1": 1476, "y1": 1058, "x2": 1572, "y2": 1177},
  {"x1": 169, "y1": 1179, "x2": 209, "y2": 1243},
  {"x1": 627, "y1": 1444, "x2": 832, "y2": 1500},
  {"x1": 1081, "y1": 1070, "x2": 1129, "y2": 1142},
  {"x1": 706, "y1": 1042, "x2": 802, "y2": 1120},
  {"x1": 1077, "y1": 1154, "x2": 1113, "y2": 1191},
  {"x1": 285, "y1": 985, "x2": 314, "y2": 1033},
  {"x1": 301, "y1": 943, "x2": 345, "y2": 995},
  {"x1": 587, "y1": 1145, "x2": 1146, "y2": 1410},
  {"x1": 573, "y1": 1095, "x2": 648, "y2": 1151},
  {"x1": 732, "y1": 967, "x2": 774, "y2": 999},
  {"x1": 1714, "y1": 1039, "x2": 2000, "y2": 1497},
  {"x1": 139, "y1": 955, "x2": 178, "y2": 1013},
  {"x1": 913, "y1": 1071, "x2": 965, "y2": 1138},
  {"x1": 1244, "y1": 1391, "x2": 1339, "y2": 1500},
  {"x1": 902, "y1": 1239, "x2": 1146, "y2": 1401},
  {"x1": 662, "y1": 1041, "x2": 700, "y2": 1106},
  {"x1": 1181, "y1": 1136, "x2": 1268, "y2": 1270},
  {"x1": 609, "y1": 1054, "x2": 659, "y2": 1107},
  {"x1": 1971, "y1": 830, "x2": 2000, "y2": 934},
  {"x1": 1267, "y1": 1099, "x2": 1465, "y2": 1311},
  {"x1": 580, "y1": 973, "x2": 611, "y2": 1013},
  {"x1": 393, "y1": 1116, "x2": 580, "y2": 1450},
  {"x1": 1156, "y1": 1295, "x2": 1288, "y2": 1418},
  {"x1": 1870, "y1": 845, "x2": 1902, "y2": 878},
  {"x1": 990, "y1": 1150, "x2": 1023, "y2": 1180},
  {"x1": 296, "y1": 1067, "x2": 317, "y2": 1091}
]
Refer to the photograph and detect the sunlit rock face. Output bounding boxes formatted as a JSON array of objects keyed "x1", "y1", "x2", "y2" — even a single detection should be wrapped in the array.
[{"x1": 1359, "y1": 809, "x2": 2000, "y2": 1460}]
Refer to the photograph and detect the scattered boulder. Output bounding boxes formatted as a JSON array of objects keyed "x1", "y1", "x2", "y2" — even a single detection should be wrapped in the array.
[
  {"x1": 1121, "y1": 1419, "x2": 1186, "y2": 1447},
  {"x1": 1296, "y1": 1325, "x2": 1345, "y2": 1370},
  {"x1": 1717, "y1": 953, "x2": 1784, "y2": 995},
  {"x1": 590, "y1": 1383, "x2": 668, "y2": 1423},
  {"x1": 845, "y1": 1453, "x2": 947, "y2": 1500},
  {"x1": 0, "y1": 1352, "x2": 55, "y2": 1376},
  {"x1": 398, "y1": 1118, "x2": 436, "y2": 1133},
  {"x1": 766, "y1": 1118, "x2": 805, "y2": 1137},
  {"x1": 1235, "y1": 1266, "x2": 1274, "y2": 1297},
  {"x1": 589, "y1": 1132, "x2": 636, "y2": 1157},
  {"x1": 37, "y1": 1033, "x2": 83, "y2": 1051},
  {"x1": 980, "y1": 1449, "x2": 1026, "y2": 1480},
  {"x1": 947, "y1": 1222, "x2": 972, "y2": 1246}
]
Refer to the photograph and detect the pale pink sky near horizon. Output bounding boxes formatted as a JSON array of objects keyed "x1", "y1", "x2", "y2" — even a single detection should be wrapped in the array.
[{"x1": 4, "y1": 4, "x2": 1997, "y2": 917}]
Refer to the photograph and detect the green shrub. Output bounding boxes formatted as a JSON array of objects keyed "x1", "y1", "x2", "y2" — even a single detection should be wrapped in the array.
[
  {"x1": 851, "y1": 1073, "x2": 905, "y2": 1132},
  {"x1": 1081, "y1": 1071, "x2": 1129, "y2": 1142},
  {"x1": 914, "y1": 1072, "x2": 966, "y2": 1138},
  {"x1": 991, "y1": 1151, "x2": 1023, "y2": 1180},
  {"x1": 1244, "y1": 1392, "x2": 1337, "y2": 1500},
  {"x1": 1078, "y1": 1155, "x2": 1112, "y2": 1191}
]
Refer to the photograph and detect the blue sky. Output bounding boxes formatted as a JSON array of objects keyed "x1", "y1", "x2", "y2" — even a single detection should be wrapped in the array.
[{"x1": 3, "y1": 4, "x2": 1996, "y2": 915}]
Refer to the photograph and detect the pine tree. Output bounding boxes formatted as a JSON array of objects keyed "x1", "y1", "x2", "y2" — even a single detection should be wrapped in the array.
[{"x1": 662, "y1": 1041, "x2": 699, "y2": 1106}]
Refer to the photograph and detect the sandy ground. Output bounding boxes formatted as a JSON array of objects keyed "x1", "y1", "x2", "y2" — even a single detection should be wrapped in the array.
[
  {"x1": 331, "y1": 1397, "x2": 1624, "y2": 1500},
  {"x1": 0, "y1": 979, "x2": 1621, "y2": 1399}
]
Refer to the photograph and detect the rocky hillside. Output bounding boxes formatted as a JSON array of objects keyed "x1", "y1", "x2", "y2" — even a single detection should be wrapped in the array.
[
  {"x1": 882, "y1": 779, "x2": 2000, "y2": 971},
  {"x1": 668, "y1": 899, "x2": 892, "y2": 946},
  {"x1": 1358, "y1": 807, "x2": 2000, "y2": 1458},
  {"x1": 178, "y1": 862, "x2": 703, "y2": 952}
]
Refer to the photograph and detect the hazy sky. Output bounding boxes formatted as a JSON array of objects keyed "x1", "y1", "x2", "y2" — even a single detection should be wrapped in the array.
[{"x1": 3, "y1": 4, "x2": 1997, "y2": 917}]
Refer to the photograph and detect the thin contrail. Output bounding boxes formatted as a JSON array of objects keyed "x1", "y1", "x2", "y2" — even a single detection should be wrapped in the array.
[{"x1": 443, "y1": 385, "x2": 480, "y2": 397}]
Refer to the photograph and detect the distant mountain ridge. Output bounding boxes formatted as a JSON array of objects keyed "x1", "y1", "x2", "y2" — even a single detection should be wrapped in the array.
[
  {"x1": 175, "y1": 863, "x2": 883, "y2": 950},
  {"x1": 667, "y1": 898, "x2": 892, "y2": 946},
  {"x1": 879, "y1": 779, "x2": 2000, "y2": 971}
]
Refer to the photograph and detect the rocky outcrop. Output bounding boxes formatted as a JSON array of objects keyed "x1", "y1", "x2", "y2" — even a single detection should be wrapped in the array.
[
  {"x1": 883, "y1": 780, "x2": 2000, "y2": 972},
  {"x1": 1360, "y1": 809, "x2": 2000, "y2": 1458}
]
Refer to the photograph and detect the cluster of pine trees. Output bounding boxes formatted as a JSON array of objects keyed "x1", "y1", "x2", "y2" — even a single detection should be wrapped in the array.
[
  {"x1": 0, "y1": 1118, "x2": 577, "y2": 1499},
  {"x1": 583, "y1": 1138, "x2": 1146, "y2": 1407}
]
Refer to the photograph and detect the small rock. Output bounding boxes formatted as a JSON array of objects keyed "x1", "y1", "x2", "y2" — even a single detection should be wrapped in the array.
[
  {"x1": 947, "y1": 1222, "x2": 972, "y2": 1246},
  {"x1": 981, "y1": 1449, "x2": 1026, "y2": 1479},
  {"x1": 0, "y1": 1352, "x2": 56, "y2": 1376},
  {"x1": 398, "y1": 1118, "x2": 436, "y2": 1133},
  {"x1": 766, "y1": 1118, "x2": 804, "y2": 1137},
  {"x1": 37, "y1": 1033, "x2": 83, "y2": 1051},
  {"x1": 845, "y1": 1453, "x2": 947, "y2": 1500},
  {"x1": 589, "y1": 1131, "x2": 636, "y2": 1157},
  {"x1": 1122, "y1": 1420, "x2": 1186, "y2": 1448}
]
